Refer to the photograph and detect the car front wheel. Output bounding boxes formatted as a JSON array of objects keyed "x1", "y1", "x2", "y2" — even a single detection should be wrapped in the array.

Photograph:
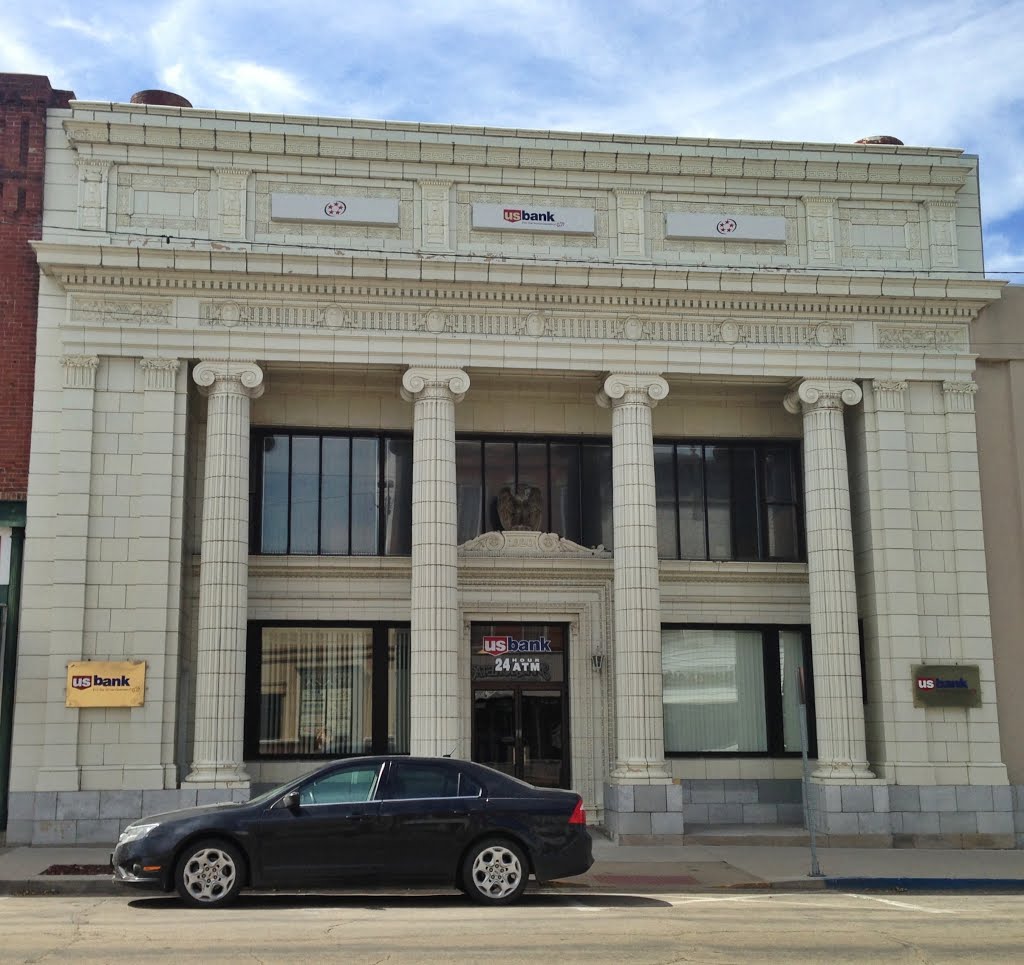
[
  {"x1": 175, "y1": 839, "x2": 245, "y2": 908},
  {"x1": 461, "y1": 838, "x2": 528, "y2": 905}
]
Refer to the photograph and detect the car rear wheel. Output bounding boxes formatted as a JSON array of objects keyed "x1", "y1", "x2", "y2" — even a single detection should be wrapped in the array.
[
  {"x1": 461, "y1": 838, "x2": 528, "y2": 905},
  {"x1": 175, "y1": 839, "x2": 245, "y2": 908}
]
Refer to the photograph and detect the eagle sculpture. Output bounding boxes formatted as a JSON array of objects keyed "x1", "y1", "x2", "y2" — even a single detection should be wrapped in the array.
[{"x1": 497, "y1": 484, "x2": 543, "y2": 531}]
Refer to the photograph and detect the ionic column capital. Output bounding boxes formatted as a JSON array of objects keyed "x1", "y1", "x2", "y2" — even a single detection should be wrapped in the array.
[
  {"x1": 597, "y1": 373, "x2": 669, "y2": 409},
  {"x1": 784, "y1": 378, "x2": 862, "y2": 415},
  {"x1": 193, "y1": 360, "x2": 265, "y2": 399},
  {"x1": 943, "y1": 380, "x2": 978, "y2": 413},
  {"x1": 401, "y1": 367, "x2": 470, "y2": 403}
]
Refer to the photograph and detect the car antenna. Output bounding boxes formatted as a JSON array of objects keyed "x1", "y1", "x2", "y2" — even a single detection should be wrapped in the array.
[{"x1": 443, "y1": 747, "x2": 455, "y2": 758}]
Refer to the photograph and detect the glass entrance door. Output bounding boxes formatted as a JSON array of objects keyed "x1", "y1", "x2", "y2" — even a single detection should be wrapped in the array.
[
  {"x1": 472, "y1": 688, "x2": 566, "y2": 787},
  {"x1": 470, "y1": 623, "x2": 570, "y2": 788}
]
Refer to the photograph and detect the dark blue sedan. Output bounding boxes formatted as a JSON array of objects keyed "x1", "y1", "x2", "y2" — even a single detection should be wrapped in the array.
[{"x1": 112, "y1": 756, "x2": 593, "y2": 907}]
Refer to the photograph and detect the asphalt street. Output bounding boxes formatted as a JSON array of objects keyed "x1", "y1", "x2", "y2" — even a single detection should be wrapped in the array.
[{"x1": 1, "y1": 890, "x2": 1022, "y2": 963}]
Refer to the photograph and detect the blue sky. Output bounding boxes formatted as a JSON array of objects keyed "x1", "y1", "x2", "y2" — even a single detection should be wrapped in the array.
[{"x1": 5, "y1": 0, "x2": 1023, "y2": 278}]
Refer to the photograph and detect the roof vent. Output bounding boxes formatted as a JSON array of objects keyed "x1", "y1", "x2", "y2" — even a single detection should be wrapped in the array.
[
  {"x1": 854, "y1": 135, "x2": 904, "y2": 145},
  {"x1": 130, "y1": 89, "x2": 192, "y2": 108}
]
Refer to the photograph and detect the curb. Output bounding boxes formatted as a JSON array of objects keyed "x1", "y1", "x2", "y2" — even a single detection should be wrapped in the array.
[{"x1": 824, "y1": 877, "x2": 1024, "y2": 892}]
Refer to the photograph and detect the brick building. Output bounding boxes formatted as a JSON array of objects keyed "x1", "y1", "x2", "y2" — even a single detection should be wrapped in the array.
[
  {"x1": 0, "y1": 74, "x2": 74, "y2": 831},
  {"x1": 3, "y1": 80, "x2": 1020, "y2": 847}
]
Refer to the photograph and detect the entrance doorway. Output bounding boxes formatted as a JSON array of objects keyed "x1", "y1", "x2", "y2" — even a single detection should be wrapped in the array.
[{"x1": 470, "y1": 623, "x2": 569, "y2": 788}]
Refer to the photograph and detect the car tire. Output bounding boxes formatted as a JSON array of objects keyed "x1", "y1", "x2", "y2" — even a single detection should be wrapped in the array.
[
  {"x1": 174, "y1": 838, "x2": 246, "y2": 908},
  {"x1": 461, "y1": 838, "x2": 529, "y2": 906}
]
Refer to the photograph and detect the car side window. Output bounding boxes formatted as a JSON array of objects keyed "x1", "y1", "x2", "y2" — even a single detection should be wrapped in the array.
[
  {"x1": 299, "y1": 765, "x2": 380, "y2": 806},
  {"x1": 383, "y1": 763, "x2": 463, "y2": 800},
  {"x1": 458, "y1": 773, "x2": 483, "y2": 798}
]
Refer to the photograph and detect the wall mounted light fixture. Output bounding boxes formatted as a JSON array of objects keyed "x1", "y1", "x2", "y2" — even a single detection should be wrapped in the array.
[{"x1": 591, "y1": 653, "x2": 604, "y2": 672}]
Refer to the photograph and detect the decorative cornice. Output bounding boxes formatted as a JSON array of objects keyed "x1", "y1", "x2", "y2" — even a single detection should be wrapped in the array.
[
  {"x1": 60, "y1": 355, "x2": 99, "y2": 389},
  {"x1": 784, "y1": 378, "x2": 862, "y2": 414},
  {"x1": 400, "y1": 367, "x2": 470, "y2": 403},
  {"x1": 60, "y1": 116, "x2": 972, "y2": 189},
  {"x1": 598, "y1": 373, "x2": 669, "y2": 409},
  {"x1": 193, "y1": 359, "x2": 265, "y2": 398},
  {"x1": 458, "y1": 531, "x2": 612, "y2": 559}
]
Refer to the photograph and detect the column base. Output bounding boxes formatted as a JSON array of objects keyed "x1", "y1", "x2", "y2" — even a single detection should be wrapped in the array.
[
  {"x1": 812, "y1": 759, "x2": 876, "y2": 782},
  {"x1": 182, "y1": 762, "x2": 251, "y2": 788},
  {"x1": 609, "y1": 759, "x2": 672, "y2": 785}
]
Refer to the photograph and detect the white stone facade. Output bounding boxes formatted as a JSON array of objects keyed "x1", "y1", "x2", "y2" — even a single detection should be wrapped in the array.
[{"x1": 3, "y1": 98, "x2": 1013, "y2": 845}]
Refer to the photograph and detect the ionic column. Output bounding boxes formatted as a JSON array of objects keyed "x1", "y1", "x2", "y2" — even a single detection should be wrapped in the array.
[
  {"x1": 401, "y1": 367, "x2": 469, "y2": 757},
  {"x1": 784, "y1": 379, "x2": 874, "y2": 780},
  {"x1": 598, "y1": 373, "x2": 671, "y2": 784},
  {"x1": 184, "y1": 360, "x2": 264, "y2": 786}
]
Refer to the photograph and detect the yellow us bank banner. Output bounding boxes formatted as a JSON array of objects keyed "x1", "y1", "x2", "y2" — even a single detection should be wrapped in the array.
[{"x1": 66, "y1": 661, "x2": 146, "y2": 708}]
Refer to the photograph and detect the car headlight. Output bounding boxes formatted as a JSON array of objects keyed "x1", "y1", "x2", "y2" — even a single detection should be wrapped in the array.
[{"x1": 118, "y1": 822, "x2": 159, "y2": 845}]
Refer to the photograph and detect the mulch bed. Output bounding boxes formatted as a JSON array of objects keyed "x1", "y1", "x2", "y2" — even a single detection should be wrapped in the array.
[{"x1": 40, "y1": 864, "x2": 111, "y2": 876}]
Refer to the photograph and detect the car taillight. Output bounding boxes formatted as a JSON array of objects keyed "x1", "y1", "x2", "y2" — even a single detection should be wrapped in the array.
[{"x1": 568, "y1": 798, "x2": 587, "y2": 825}]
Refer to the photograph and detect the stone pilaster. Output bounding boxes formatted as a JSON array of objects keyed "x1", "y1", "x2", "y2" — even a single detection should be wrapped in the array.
[
  {"x1": 76, "y1": 159, "x2": 111, "y2": 232},
  {"x1": 614, "y1": 189, "x2": 646, "y2": 260},
  {"x1": 184, "y1": 360, "x2": 264, "y2": 787},
  {"x1": 215, "y1": 168, "x2": 250, "y2": 241},
  {"x1": 36, "y1": 355, "x2": 101, "y2": 792},
  {"x1": 784, "y1": 378, "x2": 874, "y2": 781},
  {"x1": 401, "y1": 367, "x2": 469, "y2": 757},
  {"x1": 598, "y1": 373, "x2": 671, "y2": 785}
]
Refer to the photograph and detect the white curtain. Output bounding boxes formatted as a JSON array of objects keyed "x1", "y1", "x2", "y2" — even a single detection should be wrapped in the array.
[{"x1": 662, "y1": 628, "x2": 766, "y2": 753}]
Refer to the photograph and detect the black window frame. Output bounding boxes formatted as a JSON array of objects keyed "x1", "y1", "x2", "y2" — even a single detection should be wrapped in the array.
[
  {"x1": 244, "y1": 620, "x2": 411, "y2": 762},
  {"x1": 454, "y1": 434, "x2": 614, "y2": 548},
  {"x1": 250, "y1": 428, "x2": 413, "y2": 556},
  {"x1": 661, "y1": 623, "x2": 817, "y2": 758},
  {"x1": 654, "y1": 439, "x2": 805, "y2": 562}
]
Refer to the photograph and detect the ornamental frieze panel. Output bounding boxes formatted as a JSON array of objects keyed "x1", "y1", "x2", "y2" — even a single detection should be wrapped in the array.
[
  {"x1": 198, "y1": 297, "x2": 852, "y2": 348},
  {"x1": 68, "y1": 295, "x2": 175, "y2": 327},
  {"x1": 876, "y1": 325, "x2": 969, "y2": 352},
  {"x1": 113, "y1": 170, "x2": 211, "y2": 233},
  {"x1": 651, "y1": 197, "x2": 799, "y2": 258}
]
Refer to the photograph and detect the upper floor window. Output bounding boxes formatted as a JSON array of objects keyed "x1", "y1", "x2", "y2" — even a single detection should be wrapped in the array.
[
  {"x1": 455, "y1": 437, "x2": 614, "y2": 549},
  {"x1": 251, "y1": 431, "x2": 412, "y2": 556},
  {"x1": 654, "y1": 442, "x2": 802, "y2": 561}
]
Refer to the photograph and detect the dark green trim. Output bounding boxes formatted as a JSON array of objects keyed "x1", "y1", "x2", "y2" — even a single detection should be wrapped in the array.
[
  {"x1": 0, "y1": 502, "x2": 26, "y2": 528},
  {"x1": 0, "y1": 526, "x2": 25, "y2": 829}
]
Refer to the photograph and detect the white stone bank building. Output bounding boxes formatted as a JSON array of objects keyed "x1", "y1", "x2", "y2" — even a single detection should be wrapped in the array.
[{"x1": 5, "y1": 95, "x2": 1015, "y2": 846}]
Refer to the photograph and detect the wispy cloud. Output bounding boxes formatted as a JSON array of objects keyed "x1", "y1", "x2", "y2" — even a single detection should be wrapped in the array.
[{"x1": 7, "y1": 0, "x2": 1024, "y2": 272}]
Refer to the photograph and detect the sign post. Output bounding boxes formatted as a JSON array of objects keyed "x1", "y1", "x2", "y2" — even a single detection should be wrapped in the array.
[{"x1": 798, "y1": 666, "x2": 823, "y2": 878}]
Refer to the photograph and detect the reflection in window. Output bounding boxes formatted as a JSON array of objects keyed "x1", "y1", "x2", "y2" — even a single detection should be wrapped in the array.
[
  {"x1": 456, "y1": 438, "x2": 614, "y2": 550},
  {"x1": 654, "y1": 442, "x2": 802, "y2": 561},
  {"x1": 253, "y1": 432, "x2": 409, "y2": 556},
  {"x1": 250, "y1": 624, "x2": 411, "y2": 760}
]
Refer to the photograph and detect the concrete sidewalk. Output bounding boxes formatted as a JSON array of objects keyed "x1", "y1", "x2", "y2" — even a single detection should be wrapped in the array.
[{"x1": 3, "y1": 834, "x2": 1024, "y2": 896}]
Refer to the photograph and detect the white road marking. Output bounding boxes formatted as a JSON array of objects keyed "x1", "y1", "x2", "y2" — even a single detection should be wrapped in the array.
[{"x1": 844, "y1": 893, "x2": 952, "y2": 915}]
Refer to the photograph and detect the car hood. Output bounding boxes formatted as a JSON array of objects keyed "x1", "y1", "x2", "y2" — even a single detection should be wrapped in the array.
[{"x1": 129, "y1": 800, "x2": 247, "y2": 829}]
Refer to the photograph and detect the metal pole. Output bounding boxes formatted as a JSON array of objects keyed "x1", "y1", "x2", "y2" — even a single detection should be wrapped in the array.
[{"x1": 798, "y1": 667, "x2": 823, "y2": 878}]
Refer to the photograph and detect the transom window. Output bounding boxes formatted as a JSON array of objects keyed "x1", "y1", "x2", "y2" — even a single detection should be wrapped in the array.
[
  {"x1": 654, "y1": 442, "x2": 802, "y2": 561},
  {"x1": 662, "y1": 625, "x2": 815, "y2": 757},
  {"x1": 251, "y1": 431, "x2": 412, "y2": 555}
]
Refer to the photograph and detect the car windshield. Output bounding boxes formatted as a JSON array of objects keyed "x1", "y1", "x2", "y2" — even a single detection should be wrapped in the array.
[{"x1": 244, "y1": 766, "x2": 326, "y2": 807}]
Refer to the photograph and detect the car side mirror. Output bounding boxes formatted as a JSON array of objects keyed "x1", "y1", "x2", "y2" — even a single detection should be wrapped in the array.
[{"x1": 280, "y1": 790, "x2": 300, "y2": 812}]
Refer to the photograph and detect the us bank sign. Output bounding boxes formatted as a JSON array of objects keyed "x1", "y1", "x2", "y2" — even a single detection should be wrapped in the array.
[
  {"x1": 472, "y1": 203, "x2": 595, "y2": 234},
  {"x1": 66, "y1": 660, "x2": 146, "y2": 708}
]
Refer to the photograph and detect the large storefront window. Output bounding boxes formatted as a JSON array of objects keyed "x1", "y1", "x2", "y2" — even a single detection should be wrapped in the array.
[
  {"x1": 455, "y1": 438, "x2": 614, "y2": 549},
  {"x1": 251, "y1": 431, "x2": 413, "y2": 555},
  {"x1": 662, "y1": 625, "x2": 815, "y2": 756},
  {"x1": 654, "y1": 443, "x2": 802, "y2": 561},
  {"x1": 245, "y1": 623, "x2": 410, "y2": 759}
]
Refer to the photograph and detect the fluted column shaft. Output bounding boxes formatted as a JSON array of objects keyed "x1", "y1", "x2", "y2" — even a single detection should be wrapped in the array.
[
  {"x1": 599, "y1": 373, "x2": 671, "y2": 783},
  {"x1": 401, "y1": 368, "x2": 469, "y2": 757},
  {"x1": 185, "y1": 360, "x2": 264, "y2": 786},
  {"x1": 784, "y1": 379, "x2": 874, "y2": 780}
]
